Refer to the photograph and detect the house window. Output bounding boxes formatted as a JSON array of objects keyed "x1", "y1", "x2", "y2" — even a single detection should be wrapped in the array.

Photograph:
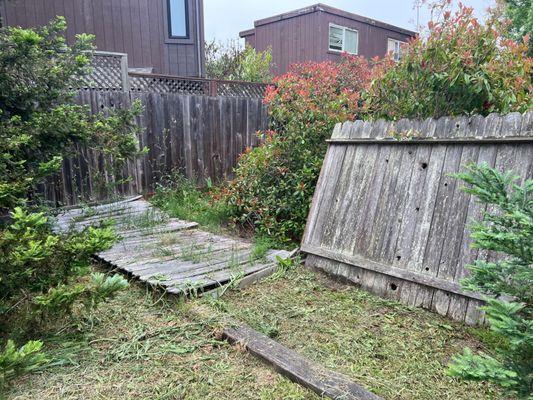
[
  {"x1": 387, "y1": 38, "x2": 406, "y2": 62},
  {"x1": 168, "y1": 0, "x2": 188, "y2": 38},
  {"x1": 329, "y1": 24, "x2": 358, "y2": 54}
]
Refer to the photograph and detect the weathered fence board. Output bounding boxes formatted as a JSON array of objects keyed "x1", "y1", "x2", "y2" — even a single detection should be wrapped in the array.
[
  {"x1": 302, "y1": 112, "x2": 533, "y2": 324},
  {"x1": 40, "y1": 91, "x2": 267, "y2": 206}
]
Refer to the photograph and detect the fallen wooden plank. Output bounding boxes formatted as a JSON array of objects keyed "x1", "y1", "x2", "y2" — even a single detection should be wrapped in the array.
[{"x1": 223, "y1": 324, "x2": 382, "y2": 400}]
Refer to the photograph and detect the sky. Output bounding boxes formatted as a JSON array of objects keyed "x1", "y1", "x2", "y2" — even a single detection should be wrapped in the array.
[{"x1": 204, "y1": 0, "x2": 496, "y2": 44}]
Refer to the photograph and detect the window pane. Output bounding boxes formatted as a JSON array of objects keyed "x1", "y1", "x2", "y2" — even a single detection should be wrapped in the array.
[
  {"x1": 345, "y1": 30, "x2": 358, "y2": 54},
  {"x1": 169, "y1": 0, "x2": 187, "y2": 37},
  {"x1": 329, "y1": 26, "x2": 343, "y2": 51},
  {"x1": 387, "y1": 39, "x2": 396, "y2": 54}
]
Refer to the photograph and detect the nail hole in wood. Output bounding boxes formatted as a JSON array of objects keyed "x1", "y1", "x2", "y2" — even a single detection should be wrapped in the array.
[
  {"x1": 421, "y1": 162, "x2": 428, "y2": 169},
  {"x1": 390, "y1": 283, "x2": 398, "y2": 291}
]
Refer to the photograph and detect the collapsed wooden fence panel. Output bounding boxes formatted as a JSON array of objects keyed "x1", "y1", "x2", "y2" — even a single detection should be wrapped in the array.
[
  {"x1": 301, "y1": 112, "x2": 533, "y2": 324},
  {"x1": 39, "y1": 91, "x2": 268, "y2": 206}
]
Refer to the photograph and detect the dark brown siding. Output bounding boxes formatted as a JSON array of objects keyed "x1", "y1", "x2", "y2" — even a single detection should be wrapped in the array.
[
  {"x1": 243, "y1": 8, "x2": 414, "y2": 76},
  {"x1": 0, "y1": 0, "x2": 205, "y2": 77},
  {"x1": 320, "y1": 11, "x2": 412, "y2": 63}
]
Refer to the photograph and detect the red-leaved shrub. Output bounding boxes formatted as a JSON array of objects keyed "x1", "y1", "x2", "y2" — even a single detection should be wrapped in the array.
[
  {"x1": 222, "y1": 55, "x2": 373, "y2": 244},
  {"x1": 366, "y1": 4, "x2": 532, "y2": 119}
]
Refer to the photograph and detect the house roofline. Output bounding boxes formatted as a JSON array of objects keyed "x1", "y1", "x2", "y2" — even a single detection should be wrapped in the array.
[
  {"x1": 240, "y1": 3, "x2": 417, "y2": 38},
  {"x1": 239, "y1": 28, "x2": 255, "y2": 38}
]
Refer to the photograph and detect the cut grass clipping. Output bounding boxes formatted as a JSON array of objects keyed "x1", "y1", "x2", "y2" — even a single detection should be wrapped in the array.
[
  {"x1": 203, "y1": 268, "x2": 504, "y2": 400},
  {"x1": 9, "y1": 264, "x2": 504, "y2": 400},
  {"x1": 8, "y1": 279, "x2": 318, "y2": 400}
]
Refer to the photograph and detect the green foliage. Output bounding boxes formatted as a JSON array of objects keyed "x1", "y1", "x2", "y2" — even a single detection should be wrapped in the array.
[
  {"x1": 449, "y1": 163, "x2": 532, "y2": 398},
  {"x1": 0, "y1": 17, "x2": 141, "y2": 209},
  {"x1": 0, "y1": 208, "x2": 115, "y2": 300},
  {"x1": 0, "y1": 207, "x2": 126, "y2": 340},
  {"x1": 367, "y1": 5, "x2": 532, "y2": 120},
  {"x1": 498, "y1": 0, "x2": 533, "y2": 56},
  {"x1": 151, "y1": 172, "x2": 230, "y2": 232},
  {"x1": 205, "y1": 40, "x2": 272, "y2": 82},
  {"x1": 223, "y1": 56, "x2": 372, "y2": 244},
  {"x1": 0, "y1": 340, "x2": 49, "y2": 391}
]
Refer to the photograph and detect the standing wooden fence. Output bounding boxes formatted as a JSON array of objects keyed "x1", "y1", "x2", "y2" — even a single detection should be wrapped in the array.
[
  {"x1": 301, "y1": 112, "x2": 532, "y2": 325},
  {"x1": 39, "y1": 90, "x2": 268, "y2": 206}
]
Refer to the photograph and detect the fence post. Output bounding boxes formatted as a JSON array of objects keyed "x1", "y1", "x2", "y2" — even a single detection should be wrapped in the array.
[
  {"x1": 209, "y1": 80, "x2": 218, "y2": 97},
  {"x1": 120, "y1": 54, "x2": 130, "y2": 93}
]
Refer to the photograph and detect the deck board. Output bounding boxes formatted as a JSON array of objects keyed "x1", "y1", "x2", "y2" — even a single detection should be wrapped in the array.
[{"x1": 54, "y1": 197, "x2": 289, "y2": 295}]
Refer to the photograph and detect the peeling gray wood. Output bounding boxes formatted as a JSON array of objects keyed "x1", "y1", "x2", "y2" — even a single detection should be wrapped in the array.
[
  {"x1": 302, "y1": 112, "x2": 532, "y2": 324},
  {"x1": 55, "y1": 198, "x2": 288, "y2": 296}
]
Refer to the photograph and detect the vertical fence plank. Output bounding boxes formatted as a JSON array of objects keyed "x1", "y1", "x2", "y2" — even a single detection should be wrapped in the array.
[
  {"x1": 40, "y1": 91, "x2": 269, "y2": 205},
  {"x1": 303, "y1": 113, "x2": 532, "y2": 325}
]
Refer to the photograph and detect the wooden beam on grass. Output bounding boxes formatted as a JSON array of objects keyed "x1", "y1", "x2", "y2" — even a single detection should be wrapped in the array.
[{"x1": 223, "y1": 324, "x2": 383, "y2": 400}]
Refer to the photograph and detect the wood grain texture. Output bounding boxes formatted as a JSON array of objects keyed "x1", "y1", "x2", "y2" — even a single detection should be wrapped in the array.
[
  {"x1": 38, "y1": 91, "x2": 268, "y2": 206},
  {"x1": 223, "y1": 324, "x2": 382, "y2": 400},
  {"x1": 54, "y1": 197, "x2": 289, "y2": 296},
  {"x1": 302, "y1": 112, "x2": 533, "y2": 324},
  {"x1": 1, "y1": 0, "x2": 205, "y2": 76}
]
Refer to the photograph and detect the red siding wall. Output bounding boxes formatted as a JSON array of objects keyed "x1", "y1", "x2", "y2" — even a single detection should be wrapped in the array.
[
  {"x1": 0, "y1": 0, "x2": 205, "y2": 77},
  {"x1": 244, "y1": 9, "x2": 414, "y2": 76}
]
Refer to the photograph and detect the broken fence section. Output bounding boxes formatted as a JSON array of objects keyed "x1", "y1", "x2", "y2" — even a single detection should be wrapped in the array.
[{"x1": 302, "y1": 111, "x2": 533, "y2": 325}]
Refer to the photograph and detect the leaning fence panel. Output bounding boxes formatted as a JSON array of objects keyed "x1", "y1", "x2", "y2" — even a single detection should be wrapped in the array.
[{"x1": 301, "y1": 112, "x2": 533, "y2": 325}]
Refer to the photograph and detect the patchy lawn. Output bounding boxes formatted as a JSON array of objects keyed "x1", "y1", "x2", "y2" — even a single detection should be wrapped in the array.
[
  {"x1": 8, "y1": 262, "x2": 504, "y2": 400},
  {"x1": 203, "y1": 267, "x2": 503, "y2": 400},
  {"x1": 7, "y1": 278, "x2": 318, "y2": 400}
]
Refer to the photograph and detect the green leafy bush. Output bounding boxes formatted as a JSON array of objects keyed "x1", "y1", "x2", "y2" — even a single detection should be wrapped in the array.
[
  {"x1": 0, "y1": 208, "x2": 128, "y2": 389},
  {"x1": 222, "y1": 55, "x2": 373, "y2": 244},
  {"x1": 0, "y1": 340, "x2": 48, "y2": 391},
  {"x1": 496, "y1": 0, "x2": 533, "y2": 57},
  {"x1": 205, "y1": 41, "x2": 272, "y2": 83},
  {"x1": 448, "y1": 164, "x2": 532, "y2": 398},
  {"x1": 0, "y1": 17, "x2": 141, "y2": 210},
  {"x1": 0, "y1": 208, "x2": 126, "y2": 339},
  {"x1": 366, "y1": 5, "x2": 532, "y2": 120}
]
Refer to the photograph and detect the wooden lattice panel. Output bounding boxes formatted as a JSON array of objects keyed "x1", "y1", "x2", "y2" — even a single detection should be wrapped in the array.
[
  {"x1": 130, "y1": 75, "x2": 208, "y2": 95},
  {"x1": 217, "y1": 82, "x2": 269, "y2": 98},
  {"x1": 82, "y1": 53, "x2": 124, "y2": 91}
]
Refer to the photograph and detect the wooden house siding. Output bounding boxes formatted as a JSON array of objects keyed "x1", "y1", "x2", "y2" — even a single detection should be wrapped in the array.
[
  {"x1": 0, "y1": 0, "x2": 205, "y2": 77},
  {"x1": 241, "y1": 4, "x2": 416, "y2": 76}
]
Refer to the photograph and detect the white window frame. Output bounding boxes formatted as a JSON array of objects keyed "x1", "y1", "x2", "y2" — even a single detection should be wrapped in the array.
[
  {"x1": 328, "y1": 23, "x2": 358, "y2": 55},
  {"x1": 387, "y1": 38, "x2": 406, "y2": 62}
]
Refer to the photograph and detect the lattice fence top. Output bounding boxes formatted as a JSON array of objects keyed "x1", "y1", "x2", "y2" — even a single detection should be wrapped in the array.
[
  {"x1": 129, "y1": 73, "x2": 208, "y2": 95},
  {"x1": 81, "y1": 52, "x2": 271, "y2": 98},
  {"x1": 81, "y1": 51, "x2": 127, "y2": 92},
  {"x1": 217, "y1": 81, "x2": 269, "y2": 98}
]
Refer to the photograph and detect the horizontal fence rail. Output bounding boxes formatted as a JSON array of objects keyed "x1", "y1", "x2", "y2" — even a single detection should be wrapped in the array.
[
  {"x1": 81, "y1": 51, "x2": 271, "y2": 98},
  {"x1": 38, "y1": 91, "x2": 269, "y2": 206},
  {"x1": 301, "y1": 112, "x2": 533, "y2": 325}
]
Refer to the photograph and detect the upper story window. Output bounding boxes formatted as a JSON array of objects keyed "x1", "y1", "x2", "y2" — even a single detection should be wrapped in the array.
[
  {"x1": 387, "y1": 38, "x2": 406, "y2": 62},
  {"x1": 329, "y1": 24, "x2": 358, "y2": 55},
  {"x1": 168, "y1": 0, "x2": 188, "y2": 38}
]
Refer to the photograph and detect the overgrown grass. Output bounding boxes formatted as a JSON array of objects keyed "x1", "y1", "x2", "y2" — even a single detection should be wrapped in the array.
[
  {"x1": 7, "y1": 269, "x2": 319, "y2": 400},
  {"x1": 8, "y1": 261, "x2": 506, "y2": 400},
  {"x1": 203, "y1": 268, "x2": 504, "y2": 400},
  {"x1": 151, "y1": 174, "x2": 230, "y2": 233}
]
